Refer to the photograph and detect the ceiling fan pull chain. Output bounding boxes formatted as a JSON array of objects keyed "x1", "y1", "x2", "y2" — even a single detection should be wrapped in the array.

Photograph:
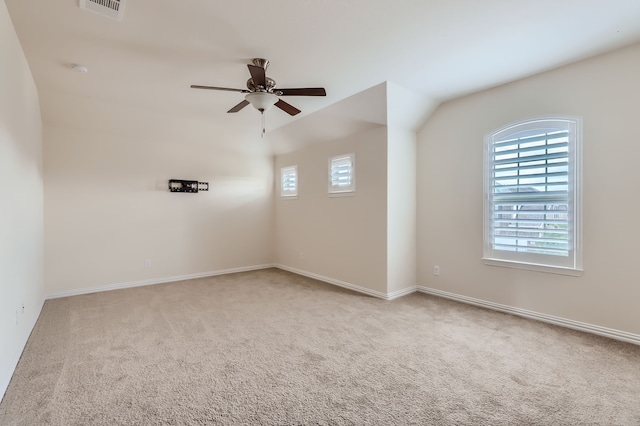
[{"x1": 261, "y1": 111, "x2": 265, "y2": 138}]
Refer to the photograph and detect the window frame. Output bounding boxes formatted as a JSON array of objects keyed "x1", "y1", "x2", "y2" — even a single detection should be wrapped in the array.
[
  {"x1": 280, "y1": 165, "x2": 298, "y2": 199},
  {"x1": 483, "y1": 116, "x2": 583, "y2": 276},
  {"x1": 328, "y1": 153, "x2": 356, "y2": 196}
]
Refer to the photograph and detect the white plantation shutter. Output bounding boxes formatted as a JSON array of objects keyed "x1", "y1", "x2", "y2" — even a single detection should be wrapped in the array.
[
  {"x1": 280, "y1": 165, "x2": 298, "y2": 197},
  {"x1": 329, "y1": 154, "x2": 355, "y2": 193},
  {"x1": 484, "y1": 118, "x2": 582, "y2": 272}
]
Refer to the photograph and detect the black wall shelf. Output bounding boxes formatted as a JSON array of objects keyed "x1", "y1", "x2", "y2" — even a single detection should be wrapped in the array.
[{"x1": 168, "y1": 179, "x2": 209, "y2": 193}]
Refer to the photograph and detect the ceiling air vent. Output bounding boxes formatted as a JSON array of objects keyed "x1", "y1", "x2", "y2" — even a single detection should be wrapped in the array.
[{"x1": 79, "y1": 0, "x2": 126, "y2": 22}]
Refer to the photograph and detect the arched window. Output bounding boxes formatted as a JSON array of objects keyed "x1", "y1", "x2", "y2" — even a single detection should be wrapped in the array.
[{"x1": 483, "y1": 117, "x2": 582, "y2": 275}]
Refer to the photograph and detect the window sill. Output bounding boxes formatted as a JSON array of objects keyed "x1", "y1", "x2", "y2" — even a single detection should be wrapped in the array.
[
  {"x1": 482, "y1": 258, "x2": 583, "y2": 277},
  {"x1": 328, "y1": 191, "x2": 355, "y2": 198},
  {"x1": 280, "y1": 195, "x2": 298, "y2": 200}
]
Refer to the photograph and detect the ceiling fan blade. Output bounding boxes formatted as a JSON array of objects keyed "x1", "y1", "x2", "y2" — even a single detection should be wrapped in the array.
[
  {"x1": 247, "y1": 65, "x2": 267, "y2": 88},
  {"x1": 227, "y1": 100, "x2": 250, "y2": 113},
  {"x1": 191, "y1": 85, "x2": 249, "y2": 93},
  {"x1": 275, "y1": 99, "x2": 301, "y2": 116},
  {"x1": 277, "y1": 88, "x2": 326, "y2": 96}
]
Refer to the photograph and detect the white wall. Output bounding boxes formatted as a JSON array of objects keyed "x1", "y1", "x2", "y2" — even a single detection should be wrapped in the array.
[
  {"x1": 0, "y1": 0, "x2": 45, "y2": 398},
  {"x1": 274, "y1": 126, "x2": 389, "y2": 294},
  {"x1": 44, "y1": 124, "x2": 274, "y2": 297},
  {"x1": 385, "y1": 82, "x2": 429, "y2": 295},
  {"x1": 417, "y1": 42, "x2": 640, "y2": 335},
  {"x1": 273, "y1": 82, "x2": 429, "y2": 298},
  {"x1": 386, "y1": 126, "x2": 417, "y2": 295}
]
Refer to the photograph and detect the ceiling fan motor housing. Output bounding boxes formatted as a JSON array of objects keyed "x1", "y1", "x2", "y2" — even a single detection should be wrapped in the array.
[{"x1": 247, "y1": 77, "x2": 277, "y2": 92}]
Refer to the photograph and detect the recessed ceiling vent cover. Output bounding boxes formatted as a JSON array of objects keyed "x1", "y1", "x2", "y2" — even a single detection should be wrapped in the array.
[{"x1": 79, "y1": 0, "x2": 126, "y2": 22}]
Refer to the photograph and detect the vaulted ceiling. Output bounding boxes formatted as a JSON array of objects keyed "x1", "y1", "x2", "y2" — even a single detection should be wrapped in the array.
[{"x1": 6, "y1": 0, "x2": 640, "y2": 153}]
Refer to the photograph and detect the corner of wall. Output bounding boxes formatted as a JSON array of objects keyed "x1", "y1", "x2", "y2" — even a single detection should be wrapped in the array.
[{"x1": 0, "y1": 0, "x2": 46, "y2": 399}]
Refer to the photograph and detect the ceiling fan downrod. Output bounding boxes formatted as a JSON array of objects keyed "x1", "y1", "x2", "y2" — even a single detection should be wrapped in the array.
[{"x1": 252, "y1": 58, "x2": 269, "y2": 70}]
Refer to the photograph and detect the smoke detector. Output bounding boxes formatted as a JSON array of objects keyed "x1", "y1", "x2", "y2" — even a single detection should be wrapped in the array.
[{"x1": 79, "y1": 0, "x2": 126, "y2": 22}]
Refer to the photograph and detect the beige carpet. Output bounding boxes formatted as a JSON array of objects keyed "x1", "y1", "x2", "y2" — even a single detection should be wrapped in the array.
[{"x1": 1, "y1": 268, "x2": 639, "y2": 425}]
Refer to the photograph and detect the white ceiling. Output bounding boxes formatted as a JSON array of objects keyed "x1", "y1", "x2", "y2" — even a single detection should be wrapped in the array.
[{"x1": 6, "y1": 0, "x2": 640, "y2": 153}]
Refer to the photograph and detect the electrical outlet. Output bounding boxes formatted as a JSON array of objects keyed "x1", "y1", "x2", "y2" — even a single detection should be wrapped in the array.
[
  {"x1": 144, "y1": 259, "x2": 152, "y2": 268},
  {"x1": 433, "y1": 266, "x2": 440, "y2": 276},
  {"x1": 299, "y1": 252, "x2": 304, "y2": 259}
]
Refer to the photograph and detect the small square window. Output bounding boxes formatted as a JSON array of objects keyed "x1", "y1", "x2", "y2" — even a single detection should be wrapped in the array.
[
  {"x1": 280, "y1": 165, "x2": 298, "y2": 198},
  {"x1": 328, "y1": 154, "x2": 355, "y2": 195}
]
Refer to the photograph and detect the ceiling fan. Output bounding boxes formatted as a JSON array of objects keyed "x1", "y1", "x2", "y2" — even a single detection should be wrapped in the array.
[{"x1": 190, "y1": 58, "x2": 326, "y2": 119}]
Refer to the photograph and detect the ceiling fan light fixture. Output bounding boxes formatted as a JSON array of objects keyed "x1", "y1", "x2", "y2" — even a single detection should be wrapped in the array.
[{"x1": 245, "y1": 92, "x2": 278, "y2": 112}]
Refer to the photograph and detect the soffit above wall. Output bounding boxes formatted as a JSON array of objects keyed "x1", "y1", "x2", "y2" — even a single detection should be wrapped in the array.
[{"x1": 268, "y1": 83, "x2": 388, "y2": 155}]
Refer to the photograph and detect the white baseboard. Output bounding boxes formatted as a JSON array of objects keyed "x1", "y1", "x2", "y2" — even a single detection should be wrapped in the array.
[
  {"x1": 387, "y1": 285, "x2": 418, "y2": 300},
  {"x1": 45, "y1": 264, "x2": 275, "y2": 300},
  {"x1": 274, "y1": 264, "x2": 416, "y2": 301},
  {"x1": 417, "y1": 286, "x2": 640, "y2": 346},
  {"x1": 1, "y1": 297, "x2": 45, "y2": 401}
]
